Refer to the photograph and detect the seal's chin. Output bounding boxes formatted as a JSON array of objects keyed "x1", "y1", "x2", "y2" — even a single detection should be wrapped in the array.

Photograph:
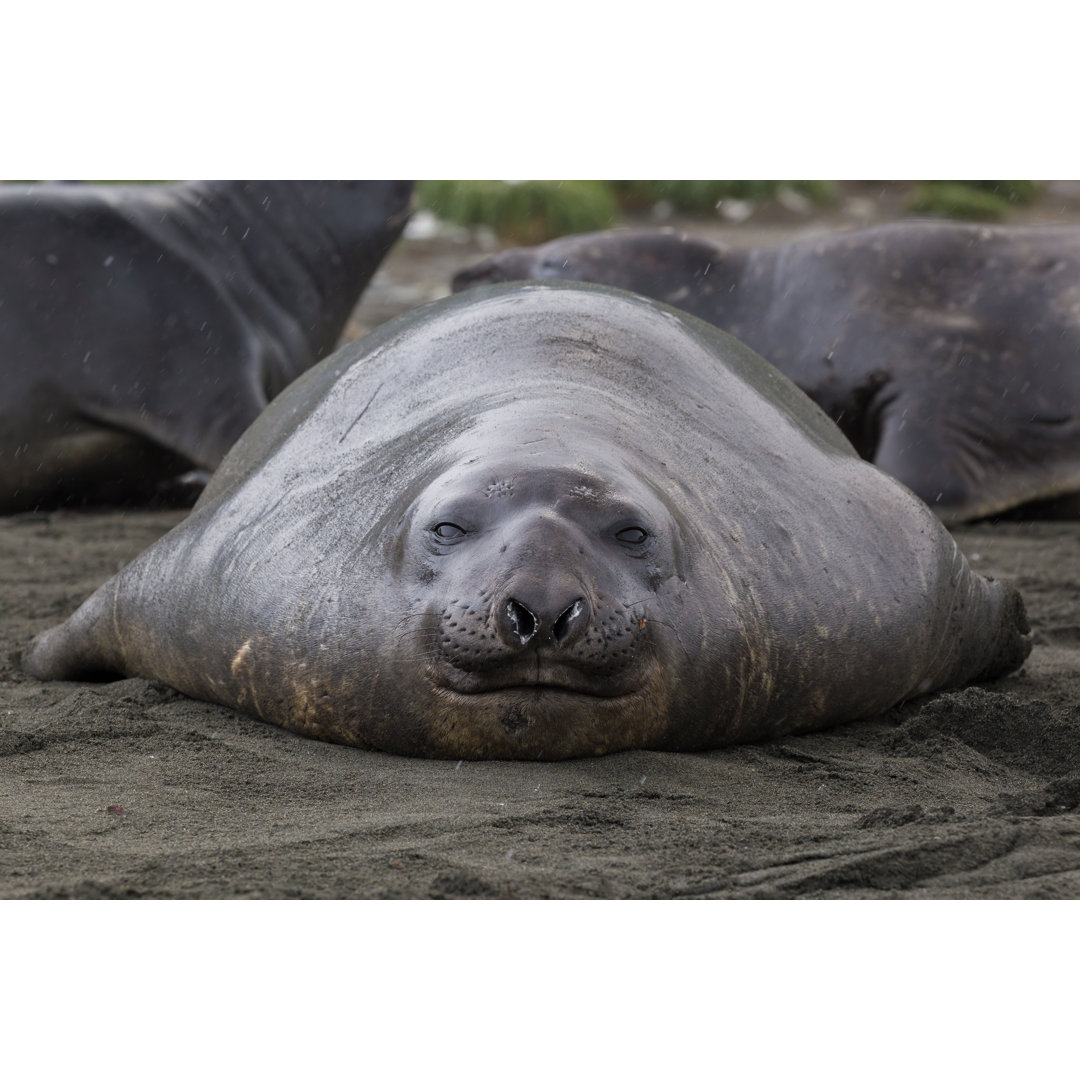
[{"x1": 408, "y1": 657, "x2": 671, "y2": 758}]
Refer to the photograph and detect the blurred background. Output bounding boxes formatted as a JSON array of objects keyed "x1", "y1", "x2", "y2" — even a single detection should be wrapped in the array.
[
  {"x1": 15, "y1": 179, "x2": 1077, "y2": 341},
  {"x1": 414, "y1": 179, "x2": 1052, "y2": 241},
  {"x1": 348, "y1": 179, "x2": 1080, "y2": 338}
]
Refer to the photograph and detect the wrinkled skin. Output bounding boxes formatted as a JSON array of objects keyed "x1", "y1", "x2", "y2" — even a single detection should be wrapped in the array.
[
  {"x1": 23, "y1": 284, "x2": 1031, "y2": 759},
  {"x1": 0, "y1": 179, "x2": 413, "y2": 512},
  {"x1": 454, "y1": 223, "x2": 1080, "y2": 523}
]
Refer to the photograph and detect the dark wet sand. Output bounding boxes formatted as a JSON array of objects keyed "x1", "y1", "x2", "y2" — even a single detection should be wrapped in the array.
[{"x1": 4, "y1": 193, "x2": 1080, "y2": 899}]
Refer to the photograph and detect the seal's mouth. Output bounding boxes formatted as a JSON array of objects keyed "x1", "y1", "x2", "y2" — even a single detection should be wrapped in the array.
[{"x1": 428, "y1": 660, "x2": 641, "y2": 700}]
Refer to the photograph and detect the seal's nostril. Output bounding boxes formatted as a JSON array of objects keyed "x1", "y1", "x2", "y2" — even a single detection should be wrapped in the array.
[
  {"x1": 552, "y1": 599, "x2": 585, "y2": 644},
  {"x1": 506, "y1": 600, "x2": 537, "y2": 645}
]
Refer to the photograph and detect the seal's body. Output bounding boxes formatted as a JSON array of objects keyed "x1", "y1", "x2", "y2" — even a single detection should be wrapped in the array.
[
  {"x1": 23, "y1": 284, "x2": 1030, "y2": 759},
  {"x1": 454, "y1": 223, "x2": 1080, "y2": 523},
  {"x1": 0, "y1": 180, "x2": 412, "y2": 511}
]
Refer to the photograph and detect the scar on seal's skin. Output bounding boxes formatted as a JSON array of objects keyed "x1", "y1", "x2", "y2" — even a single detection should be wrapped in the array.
[
  {"x1": 231, "y1": 638, "x2": 254, "y2": 676},
  {"x1": 338, "y1": 381, "x2": 384, "y2": 444}
]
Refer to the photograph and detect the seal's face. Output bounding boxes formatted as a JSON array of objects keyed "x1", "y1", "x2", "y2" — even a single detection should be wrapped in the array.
[{"x1": 392, "y1": 451, "x2": 690, "y2": 758}]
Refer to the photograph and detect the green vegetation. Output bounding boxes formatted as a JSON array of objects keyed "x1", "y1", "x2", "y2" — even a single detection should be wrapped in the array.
[
  {"x1": 610, "y1": 179, "x2": 835, "y2": 212},
  {"x1": 416, "y1": 180, "x2": 618, "y2": 244},
  {"x1": 417, "y1": 180, "x2": 1045, "y2": 239},
  {"x1": 956, "y1": 180, "x2": 1040, "y2": 204},
  {"x1": 906, "y1": 180, "x2": 1041, "y2": 222},
  {"x1": 417, "y1": 180, "x2": 836, "y2": 241}
]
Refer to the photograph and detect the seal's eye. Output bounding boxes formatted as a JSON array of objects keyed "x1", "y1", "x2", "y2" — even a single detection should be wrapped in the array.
[
  {"x1": 616, "y1": 526, "x2": 648, "y2": 545},
  {"x1": 432, "y1": 522, "x2": 466, "y2": 540}
]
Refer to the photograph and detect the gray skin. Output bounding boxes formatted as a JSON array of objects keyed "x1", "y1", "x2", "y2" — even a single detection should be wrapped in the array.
[
  {"x1": 22, "y1": 283, "x2": 1031, "y2": 760},
  {"x1": 453, "y1": 222, "x2": 1080, "y2": 524},
  {"x1": 0, "y1": 179, "x2": 413, "y2": 512}
]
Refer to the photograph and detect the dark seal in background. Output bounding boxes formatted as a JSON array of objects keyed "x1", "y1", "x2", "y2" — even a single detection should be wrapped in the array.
[{"x1": 0, "y1": 179, "x2": 412, "y2": 511}]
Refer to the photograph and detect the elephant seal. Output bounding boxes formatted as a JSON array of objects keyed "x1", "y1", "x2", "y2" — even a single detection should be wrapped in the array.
[
  {"x1": 22, "y1": 283, "x2": 1031, "y2": 760},
  {"x1": 0, "y1": 180, "x2": 412, "y2": 512},
  {"x1": 453, "y1": 223, "x2": 1080, "y2": 524}
]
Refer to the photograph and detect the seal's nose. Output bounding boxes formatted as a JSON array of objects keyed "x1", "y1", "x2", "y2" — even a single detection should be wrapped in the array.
[
  {"x1": 505, "y1": 598, "x2": 538, "y2": 645},
  {"x1": 551, "y1": 598, "x2": 586, "y2": 644},
  {"x1": 496, "y1": 590, "x2": 590, "y2": 649}
]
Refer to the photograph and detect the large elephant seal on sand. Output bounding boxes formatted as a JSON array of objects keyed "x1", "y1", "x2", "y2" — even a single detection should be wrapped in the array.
[
  {"x1": 0, "y1": 180, "x2": 412, "y2": 512},
  {"x1": 23, "y1": 283, "x2": 1031, "y2": 760},
  {"x1": 453, "y1": 223, "x2": 1080, "y2": 524}
]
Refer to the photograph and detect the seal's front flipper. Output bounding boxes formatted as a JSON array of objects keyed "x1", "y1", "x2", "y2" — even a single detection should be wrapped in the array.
[
  {"x1": 872, "y1": 396, "x2": 1001, "y2": 524},
  {"x1": 874, "y1": 393, "x2": 1080, "y2": 524},
  {"x1": 973, "y1": 580, "x2": 1031, "y2": 682},
  {"x1": 20, "y1": 581, "x2": 125, "y2": 682}
]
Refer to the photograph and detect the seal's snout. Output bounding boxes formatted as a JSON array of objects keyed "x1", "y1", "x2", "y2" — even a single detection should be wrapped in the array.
[
  {"x1": 496, "y1": 590, "x2": 590, "y2": 649},
  {"x1": 451, "y1": 251, "x2": 541, "y2": 294},
  {"x1": 451, "y1": 260, "x2": 506, "y2": 293}
]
